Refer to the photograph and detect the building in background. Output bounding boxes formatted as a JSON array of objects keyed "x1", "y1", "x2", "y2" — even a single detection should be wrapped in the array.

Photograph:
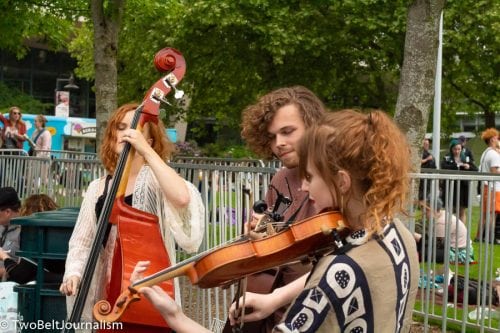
[{"x1": 0, "y1": 45, "x2": 95, "y2": 118}]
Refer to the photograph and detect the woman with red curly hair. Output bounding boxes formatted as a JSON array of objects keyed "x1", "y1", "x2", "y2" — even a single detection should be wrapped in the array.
[
  {"x1": 132, "y1": 109, "x2": 419, "y2": 333},
  {"x1": 476, "y1": 128, "x2": 500, "y2": 242},
  {"x1": 59, "y1": 103, "x2": 204, "y2": 327}
]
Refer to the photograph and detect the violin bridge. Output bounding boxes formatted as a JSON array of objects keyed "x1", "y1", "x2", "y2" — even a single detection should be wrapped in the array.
[{"x1": 266, "y1": 223, "x2": 276, "y2": 236}]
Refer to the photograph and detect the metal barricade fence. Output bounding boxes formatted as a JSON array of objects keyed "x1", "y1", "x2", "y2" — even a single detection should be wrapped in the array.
[
  {"x1": 411, "y1": 170, "x2": 500, "y2": 333},
  {"x1": 172, "y1": 155, "x2": 284, "y2": 169},
  {"x1": 168, "y1": 162, "x2": 276, "y2": 327},
  {"x1": 1, "y1": 154, "x2": 500, "y2": 332},
  {"x1": 34, "y1": 149, "x2": 98, "y2": 160},
  {"x1": 0, "y1": 152, "x2": 104, "y2": 204}
]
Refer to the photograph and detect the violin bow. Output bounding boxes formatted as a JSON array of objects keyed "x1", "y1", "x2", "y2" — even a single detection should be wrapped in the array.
[{"x1": 231, "y1": 182, "x2": 254, "y2": 331}]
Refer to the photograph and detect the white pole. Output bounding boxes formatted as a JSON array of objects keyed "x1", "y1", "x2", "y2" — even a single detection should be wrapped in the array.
[{"x1": 432, "y1": 12, "x2": 443, "y2": 169}]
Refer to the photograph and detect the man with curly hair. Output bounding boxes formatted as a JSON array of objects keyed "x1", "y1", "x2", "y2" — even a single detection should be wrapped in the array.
[{"x1": 223, "y1": 86, "x2": 326, "y2": 333}]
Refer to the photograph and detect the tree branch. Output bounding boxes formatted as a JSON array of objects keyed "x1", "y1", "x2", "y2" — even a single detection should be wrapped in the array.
[{"x1": 446, "y1": 75, "x2": 488, "y2": 112}]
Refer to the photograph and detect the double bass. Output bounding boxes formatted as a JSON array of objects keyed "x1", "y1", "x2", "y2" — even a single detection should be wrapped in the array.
[{"x1": 64, "y1": 48, "x2": 186, "y2": 333}]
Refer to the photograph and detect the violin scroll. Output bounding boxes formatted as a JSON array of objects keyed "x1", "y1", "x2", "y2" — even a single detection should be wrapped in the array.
[{"x1": 93, "y1": 288, "x2": 141, "y2": 323}]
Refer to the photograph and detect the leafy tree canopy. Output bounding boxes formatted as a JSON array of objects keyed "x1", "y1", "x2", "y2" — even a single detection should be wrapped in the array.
[
  {"x1": 1, "y1": 0, "x2": 498, "y2": 143},
  {"x1": 0, "y1": 0, "x2": 85, "y2": 57},
  {"x1": 442, "y1": 0, "x2": 499, "y2": 128}
]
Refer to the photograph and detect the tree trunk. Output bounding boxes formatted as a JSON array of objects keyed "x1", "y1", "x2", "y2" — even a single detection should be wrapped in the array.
[
  {"x1": 394, "y1": 0, "x2": 446, "y2": 174},
  {"x1": 91, "y1": 0, "x2": 124, "y2": 152}
]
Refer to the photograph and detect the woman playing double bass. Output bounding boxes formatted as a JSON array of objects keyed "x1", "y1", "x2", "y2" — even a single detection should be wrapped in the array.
[{"x1": 59, "y1": 103, "x2": 205, "y2": 328}]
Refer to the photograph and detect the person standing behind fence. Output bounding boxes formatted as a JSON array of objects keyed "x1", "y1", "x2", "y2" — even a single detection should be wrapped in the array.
[
  {"x1": 132, "y1": 110, "x2": 419, "y2": 333},
  {"x1": 419, "y1": 138, "x2": 436, "y2": 200},
  {"x1": 58, "y1": 103, "x2": 205, "y2": 328},
  {"x1": 0, "y1": 107, "x2": 26, "y2": 150},
  {"x1": 29, "y1": 115, "x2": 51, "y2": 157},
  {"x1": 441, "y1": 139, "x2": 478, "y2": 224},
  {"x1": 476, "y1": 128, "x2": 500, "y2": 243},
  {"x1": 221, "y1": 86, "x2": 326, "y2": 333},
  {"x1": 458, "y1": 135, "x2": 475, "y2": 163}
]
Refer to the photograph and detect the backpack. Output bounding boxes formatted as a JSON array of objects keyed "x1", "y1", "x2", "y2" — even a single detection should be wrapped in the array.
[{"x1": 447, "y1": 275, "x2": 499, "y2": 306}]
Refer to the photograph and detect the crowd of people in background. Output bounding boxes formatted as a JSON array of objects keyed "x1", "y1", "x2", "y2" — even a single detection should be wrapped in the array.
[
  {"x1": 416, "y1": 128, "x2": 500, "y2": 263},
  {"x1": 0, "y1": 106, "x2": 52, "y2": 154}
]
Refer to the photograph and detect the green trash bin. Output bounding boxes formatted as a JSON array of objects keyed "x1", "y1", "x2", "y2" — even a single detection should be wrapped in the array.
[
  {"x1": 10, "y1": 208, "x2": 77, "y2": 332},
  {"x1": 14, "y1": 285, "x2": 67, "y2": 332},
  {"x1": 12, "y1": 212, "x2": 76, "y2": 258}
]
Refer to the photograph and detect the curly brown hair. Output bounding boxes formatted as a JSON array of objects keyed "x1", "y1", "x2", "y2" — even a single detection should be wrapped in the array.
[
  {"x1": 20, "y1": 194, "x2": 58, "y2": 216},
  {"x1": 298, "y1": 110, "x2": 410, "y2": 234},
  {"x1": 100, "y1": 103, "x2": 176, "y2": 174},
  {"x1": 241, "y1": 86, "x2": 326, "y2": 159}
]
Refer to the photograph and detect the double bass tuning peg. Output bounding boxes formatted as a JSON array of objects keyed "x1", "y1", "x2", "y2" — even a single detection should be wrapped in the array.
[
  {"x1": 164, "y1": 73, "x2": 184, "y2": 100},
  {"x1": 172, "y1": 86, "x2": 184, "y2": 100}
]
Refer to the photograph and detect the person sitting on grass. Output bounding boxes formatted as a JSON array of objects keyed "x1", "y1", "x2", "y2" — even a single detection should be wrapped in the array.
[{"x1": 416, "y1": 197, "x2": 474, "y2": 264}]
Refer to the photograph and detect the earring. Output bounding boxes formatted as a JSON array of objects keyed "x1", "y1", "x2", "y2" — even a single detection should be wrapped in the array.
[{"x1": 340, "y1": 195, "x2": 344, "y2": 215}]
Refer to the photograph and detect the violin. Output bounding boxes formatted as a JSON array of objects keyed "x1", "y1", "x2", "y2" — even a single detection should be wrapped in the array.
[
  {"x1": 64, "y1": 48, "x2": 186, "y2": 333},
  {"x1": 93, "y1": 210, "x2": 348, "y2": 323}
]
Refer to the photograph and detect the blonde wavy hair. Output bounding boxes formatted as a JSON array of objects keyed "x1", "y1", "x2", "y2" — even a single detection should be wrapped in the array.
[
  {"x1": 9, "y1": 106, "x2": 25, "y2": 127},
  {"x1": 298, "y1": 109, "x2": 410, "y2": 234},
  {"x1": 241, "y1": 86, "x2": 326, "y2": 159},
  {"x1": 100, "y1": 103, "x2": 176, "y2": 174}
]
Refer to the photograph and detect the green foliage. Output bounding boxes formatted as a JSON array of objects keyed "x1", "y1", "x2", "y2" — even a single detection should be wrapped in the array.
[
  {"x1": 67, "y1": 23, "x2": 95, "y2": 80},
  {"x1": 442, "y1": 0, "x2": 500, "y2": 127},
  {"x1": 82, "y1": 0, "x2": 409, "y2": 138},
  {"x1": 200, "y1": 142, "x2": 256, "y2": 158},
  {"x1": 0, "y1": 82, "x2": 52, "y2": 114},
  {"x1": 3, "y1": 0, "x2": 497, "y2": 145},
  {"x1": 0, "y1": 0, "x2": 83, "y2": 57}
]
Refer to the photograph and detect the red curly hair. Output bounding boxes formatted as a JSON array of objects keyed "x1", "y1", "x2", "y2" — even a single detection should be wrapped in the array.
[
  {"x1": 100, "y1": 103, "x2": 176, "y2": 174},
  {"x1": 299, "y1": 109, "x2": 410, "y2": 234}
]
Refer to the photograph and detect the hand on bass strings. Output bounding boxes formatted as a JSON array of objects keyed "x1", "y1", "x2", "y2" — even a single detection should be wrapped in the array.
[
  {"x1": 60, "y1": 275, "x2": 80, "y2": 296},
  {"x1": 120, "y1": 129, "x2": 155, "y2": 158}
]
